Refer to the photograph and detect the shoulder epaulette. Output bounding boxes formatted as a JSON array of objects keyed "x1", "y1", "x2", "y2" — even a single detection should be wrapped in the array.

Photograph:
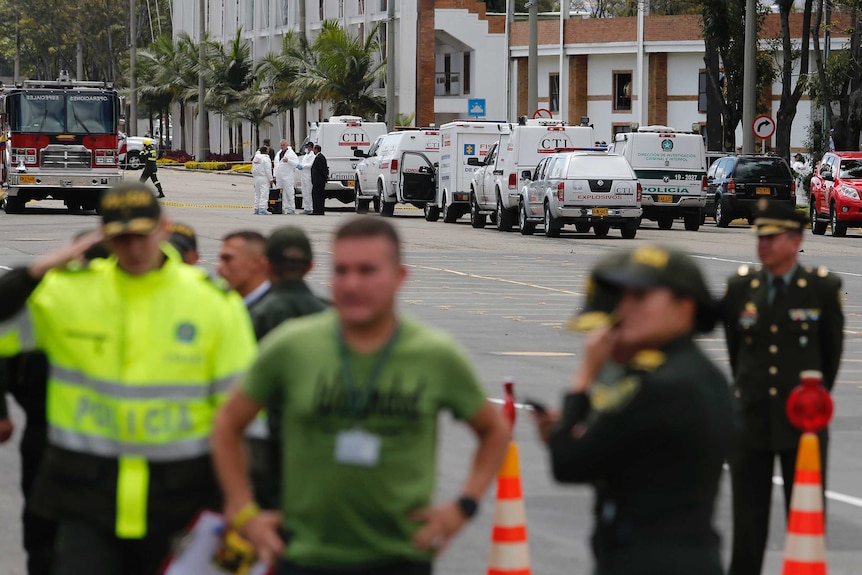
[
  {"x1": 737, "y1": 264, "x2": 750, "y2": 277},
  {"x1": 817, "y1": 265, "x2": 830, "y2": 278}
]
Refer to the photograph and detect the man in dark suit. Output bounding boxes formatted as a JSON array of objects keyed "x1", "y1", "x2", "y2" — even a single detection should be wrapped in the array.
[
  {"x1": 310, "y1": 145, "x2": 328, "y2": 215},
  {"x1": 724, "y1": 199, "x2": 844, "y2": 575}
]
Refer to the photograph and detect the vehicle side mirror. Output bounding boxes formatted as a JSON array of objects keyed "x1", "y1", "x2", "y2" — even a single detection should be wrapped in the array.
[
  {"x1": 521, "y1": 170, "x2": 533, "y2": 181},
  {"x1": 823, "y1": 172, "x2": 834, "y2": 181},
  {"x1": 467, "y1": 157, "x2": 479, "y2": 166},
  {"x1": 353, "y1": 149, "x2": 367, "y2": 158}
]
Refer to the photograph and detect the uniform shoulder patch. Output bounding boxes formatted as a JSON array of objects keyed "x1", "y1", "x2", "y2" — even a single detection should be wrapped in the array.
[
  {"x1": 590, "y1": 376, "x2": 641, "y2": 414},
  {"x1": 628, "y1": 350, "x2": 666, "y2": 372}
]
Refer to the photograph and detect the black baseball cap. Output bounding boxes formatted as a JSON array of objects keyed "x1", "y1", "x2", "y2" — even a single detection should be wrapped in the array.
[
  {"x1": 100, "y1": 183, "x2": 161, "y2": 239},
  {"x1": 168, "y1": 222, "x2": 197, "y2": 255},
  {"x1": 266, "y1": 226, "x2": 313, "y2": 264},
  {"x1": 592, "y1": 245, "x2": 719, "y2": 332},
  {"x1": 751, "y1": 198, "x2": 808, "y2": 236}
]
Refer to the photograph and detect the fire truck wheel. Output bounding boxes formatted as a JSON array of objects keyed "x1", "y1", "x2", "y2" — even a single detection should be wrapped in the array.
[{"x1": 4, "y1": 197, "x2": 25, "y2": 214}]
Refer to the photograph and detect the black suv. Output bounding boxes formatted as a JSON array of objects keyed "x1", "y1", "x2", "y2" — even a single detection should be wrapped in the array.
[{"x1": 705, "y1": 155, "x2": 795, "y2": 227}]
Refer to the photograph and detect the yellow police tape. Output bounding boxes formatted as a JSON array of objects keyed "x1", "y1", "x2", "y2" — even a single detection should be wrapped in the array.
[{"x1": 159, "y1": 201, "x2": 250, "y2": 209}]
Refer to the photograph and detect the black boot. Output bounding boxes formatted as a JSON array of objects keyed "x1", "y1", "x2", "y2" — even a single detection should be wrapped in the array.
[{"x1": 156, "y1": 187, "x2": 165, "y2": 198}]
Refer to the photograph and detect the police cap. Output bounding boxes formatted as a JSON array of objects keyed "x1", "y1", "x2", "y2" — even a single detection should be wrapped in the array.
[
  {"x1": 567, "y1": 252, "x2": 626, "y2": 332},
  {"x1": 266, "y1": 225, "x2": 312, "y2": 265},
  {"x1": 168, "y1": 222, "x2": 197, "y2": 256},
  {"x1": 751, "y1": 198, "x2": 808, "y2": 236},
  {"x1": 100, "y1": 182, "x2": 161, "y2": 239}
]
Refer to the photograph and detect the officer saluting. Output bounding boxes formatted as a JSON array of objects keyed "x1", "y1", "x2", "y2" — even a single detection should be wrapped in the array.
[{"x1": 725, "y1": 199, "x2": 844, "y2": 575}]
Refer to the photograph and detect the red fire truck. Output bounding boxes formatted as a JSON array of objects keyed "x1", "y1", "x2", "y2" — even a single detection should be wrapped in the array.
[{"x1": 0, "y1": 70, "x2": 122, "y2": 213}]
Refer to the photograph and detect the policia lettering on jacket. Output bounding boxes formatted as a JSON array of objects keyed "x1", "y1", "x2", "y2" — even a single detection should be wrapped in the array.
[{"x1": 0, "y1": 183, "x2": 255, "y2": 575}]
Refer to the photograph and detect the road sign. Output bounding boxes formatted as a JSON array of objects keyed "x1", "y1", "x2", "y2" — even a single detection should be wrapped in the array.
[
  {"x1": 468, "y1": 99, "x2": 486, "y2": 118},
  {"x1": 752, "y1": 114, "x2": 776, "y2": 140}
]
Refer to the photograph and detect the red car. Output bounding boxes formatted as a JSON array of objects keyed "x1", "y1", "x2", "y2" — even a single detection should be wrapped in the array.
[{"x1": 809, "y1": 151, "x2": 862, "y2": 236}]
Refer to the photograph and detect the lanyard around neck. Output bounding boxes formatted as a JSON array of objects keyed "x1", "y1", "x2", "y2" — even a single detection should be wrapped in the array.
[{"x1": 336, "y1": 324, "x2": 400, "y2": 419}]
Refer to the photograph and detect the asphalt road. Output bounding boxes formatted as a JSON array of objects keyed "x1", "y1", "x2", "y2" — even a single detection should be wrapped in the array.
[{"x1": 1, "y1": 168, "x2": 861, "y2": 574}]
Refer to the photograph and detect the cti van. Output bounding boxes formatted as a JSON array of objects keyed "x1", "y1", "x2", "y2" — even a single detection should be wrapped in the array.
[
  {"x1": 468, "y1": 119, "x2": 596, "y2": 230},
  {"x1": 426, "y1": 120, "x2": 511, "y2": 223},
  {"x1": 607, "y1": 125, "x2": 707, "y2": 231},
  {"x1": 298, "y1": 115, "x2": 388, "y2": 204},
  {"x1": 353, "y1": 128, "x2": 440, "y2": 216}
]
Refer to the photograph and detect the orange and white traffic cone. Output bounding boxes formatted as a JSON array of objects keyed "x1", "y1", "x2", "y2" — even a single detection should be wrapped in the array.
[
  {"x1": 781, "y1": 432, "x2": 827, "y2": 575},
  {"x1": 487, "y1": 380, "x2": 531, "y2": 575}
]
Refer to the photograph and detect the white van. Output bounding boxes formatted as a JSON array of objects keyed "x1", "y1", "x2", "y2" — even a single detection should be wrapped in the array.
[
  {"x1": 468, "y1": 120, "x2": 596, "y2": 230},
  {"x1": 353, "y1": 128, "x2": 440, "y2": 216},
  {"x1": 607, "y1": 126, "x2": 707, "y2": 230},
  {"x1": 426, "y1": 120, "x2": 511, "y2": 223},
  {"x1": 298, "y1": 115, "x2": 388, "y2": 203}
]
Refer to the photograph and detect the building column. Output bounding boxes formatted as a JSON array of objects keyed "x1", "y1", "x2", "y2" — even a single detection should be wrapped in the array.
[
  {"x1": 517, "y1": 57, "x2": 528, "y2": 119},
  {"x1": 648, "y1": 53, "x2": 667, "y2": 126},
  {"x1": 416, "y1": 0, "x2": 435, "y2": 127},
  {"x1": 568, "y1": 55, "x2": 587, "y2": 124}
]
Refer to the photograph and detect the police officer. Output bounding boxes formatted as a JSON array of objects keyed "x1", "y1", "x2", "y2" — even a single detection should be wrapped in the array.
[
  {"x1": 138, "y1": 139, "x2": 164, "y2": 198},
  {"x1": 247, "y1": 226, "x2": 328, "y2": 509},
  {"x1": 0, "y1": 182, "x2": 255, "y2": 575},
  {"x1": 534, "y1": 245, "x2": 734, "y2": 575},
  {"x1": 725, "y1": 200, "x2": 844, "y2": 575}
]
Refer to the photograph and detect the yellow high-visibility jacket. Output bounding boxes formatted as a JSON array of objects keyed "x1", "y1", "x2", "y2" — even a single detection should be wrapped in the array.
[{"x1": 0, "y1": 245, "x2": 256, "y2": 538}]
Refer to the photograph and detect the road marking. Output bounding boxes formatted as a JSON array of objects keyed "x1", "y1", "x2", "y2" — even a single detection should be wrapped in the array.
[
  {"x1": 160, "y1": 201, "x2": 250, "y2": 209},
  {"x1": 490, "y1": 351, "x2": 576, "y2": 357},
  {"x1": 405, "y1": 263, "x2": 583, "y2": 296},
  {"x1": 692, "y1": 255, "x2": 862, "y2": 279}
]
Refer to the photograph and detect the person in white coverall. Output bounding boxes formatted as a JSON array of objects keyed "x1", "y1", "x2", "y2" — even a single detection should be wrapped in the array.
[
  {"x1": 252, "y1": 145, "x2": 274, "y2": 215},
  {"x1": 791, "y1": 153, "x2": 811, "y2": 207},
  {"x1": 297, "y1": 141, "x2": 315, "y2": 214},
  {"x1": 274, "y1": 140, "x2": 299, "y2": 214}
]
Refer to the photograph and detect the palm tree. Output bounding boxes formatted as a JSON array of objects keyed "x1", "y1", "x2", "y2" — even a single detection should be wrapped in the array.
[
  {"x1": 236, "y1": 74, "x2": 279, "y2": 149},
  {"x1": 291, "y1": 20, "x2": 386, "y2": 119},
  {"x1": 202, "y1": 28, "x2": 253, "y2": 155},
  {"x1": 259, "y1": 31, "x2": 311, "y2": 147}
]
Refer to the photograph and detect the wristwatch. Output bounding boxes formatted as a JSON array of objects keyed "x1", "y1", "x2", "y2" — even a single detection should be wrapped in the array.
[{"x1": 456, "y1": 496, "x2": 479, "y2": 519}]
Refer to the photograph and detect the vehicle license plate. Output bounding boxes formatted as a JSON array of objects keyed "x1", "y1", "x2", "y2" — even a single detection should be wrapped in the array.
[
  {"x1": 19, "y1": 175, "x2": 34, "y2": 184},
  {"x1": 347, "y1": 180, "x2": 355, "y2": 187},
  {"x1": 756, "y1": 187, "x2": 771, "y2": 195},
  {"x1": 592, "y1": 208, "x2": 609, "y2": 217},
  {"x1": 657, "y1": 195, "x2": 673, "y2": 203}
]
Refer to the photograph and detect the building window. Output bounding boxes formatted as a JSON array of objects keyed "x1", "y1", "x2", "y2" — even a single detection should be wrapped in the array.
[
  {"x1": 358, "y1": 0, "x2": 365, "y2": 15},
  {"x1": 319, "y1": 0, "x2": 324, "y2": 20},
  {"x1": 263, "y1": 0, "x2": 271, "y2": 28},
  {"x1": 282, "y1": 0, "x2": 290, "y2": 25},
  {"x1": 379, "y1": 23, "x2": 387, "y2": 89},
  {"x1": 698, "y1": 70, "x2": 708, "y2": 113},
  {"x1": 463, "y1": 52, "x2": 471, "y2": 95},
  {"x1": 435, "y1": 53, "x2": 461, "y2": 97},
  {"x1": 380, "y1": 0, "x2": 387, "y2": 13},
  {"x1": 612, "y1": 123, "x2": 632, "y2": 138},
  {"x1": 246, "y1": 0, "x2": 255, "y2": 30},
  {"x1": 359, "y1": 23, "x2": 365, "y2": 40},
  {"x1": 613, "y1": 71, "x2": 632, "y2": 111},
  {"x1": 549, "y1": 73, "x2": 560, "y2": 113},
  {"x1": 339, "y1": 0, "x2": 344, "y2": 17}
]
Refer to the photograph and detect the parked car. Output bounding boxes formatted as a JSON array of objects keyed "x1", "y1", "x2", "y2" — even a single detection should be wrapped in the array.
[
  {"x1": 117, "y1": 133, "x2": 147, "y2": 169},
  {"x1": 519, "y1": 152, "x2": 642, "y2": 239},
  {"x1": 705, "y1": 155, "x2": 795, "y2": 228},
  {"x1": 809, "y1": 151, "x2": 862, "y2": 236}
]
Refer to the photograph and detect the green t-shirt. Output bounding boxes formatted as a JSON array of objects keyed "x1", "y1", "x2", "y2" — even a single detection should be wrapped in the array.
[{"x1": 242, "y1": 309, "x2": 487, "y2": 568}]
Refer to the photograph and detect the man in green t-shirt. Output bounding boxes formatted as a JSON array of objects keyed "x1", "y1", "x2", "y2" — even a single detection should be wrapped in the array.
[{"x1": 212, "y1": 218, "x2": 510, "y2": 575}]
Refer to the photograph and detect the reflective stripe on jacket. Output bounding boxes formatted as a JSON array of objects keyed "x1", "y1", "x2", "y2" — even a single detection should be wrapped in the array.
[{"x1": 0, "y1": 244, "x2": 256, "y2": 538}]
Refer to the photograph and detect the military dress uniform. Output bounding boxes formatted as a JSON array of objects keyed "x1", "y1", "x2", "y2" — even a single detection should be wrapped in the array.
[
  {"x1": 725, "y1": 263, "x2": 843, "y2": 575},
  {"x1": 550, "y1": 246, "x2": 734, "y2": 575}
]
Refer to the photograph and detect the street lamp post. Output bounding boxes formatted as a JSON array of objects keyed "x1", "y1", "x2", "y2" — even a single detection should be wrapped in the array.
[{"x1": 196, "y1": 0, "x2": 207, "y2": 161}]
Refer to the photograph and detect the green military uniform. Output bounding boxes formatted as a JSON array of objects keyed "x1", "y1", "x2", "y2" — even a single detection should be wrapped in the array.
[
  {"x1": 250, "y1": 280, "x2": 327, "y2": 341},
  {"x1": 725, "y1": 232, "x2": 843, "y2": 574},
  {"x1": 550, "y1": 246, "x2": 733, "y2": 575}
]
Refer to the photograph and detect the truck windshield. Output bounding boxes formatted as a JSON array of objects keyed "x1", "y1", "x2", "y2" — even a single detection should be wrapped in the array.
[{"x1": 8, "y1": 92, "x2": 116, "y2": 134}]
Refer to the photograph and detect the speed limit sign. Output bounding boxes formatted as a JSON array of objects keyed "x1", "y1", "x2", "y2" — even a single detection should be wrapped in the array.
[{"x1": 752, "y1": 115, "x2": 776, "y2": 140}]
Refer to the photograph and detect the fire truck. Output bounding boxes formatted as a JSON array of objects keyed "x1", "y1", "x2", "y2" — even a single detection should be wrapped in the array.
[{"x1": 0, "y1": 70, "x2": 123, "y2": 214}]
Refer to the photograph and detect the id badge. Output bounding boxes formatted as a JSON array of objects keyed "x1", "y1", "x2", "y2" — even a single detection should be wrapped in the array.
[{"x1": 334, "y1": 429, "x2": 381, "y2": 467}]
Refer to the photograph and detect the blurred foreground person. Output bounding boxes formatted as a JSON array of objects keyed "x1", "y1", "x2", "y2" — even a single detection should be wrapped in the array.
[
  {"x1": 0, "y1": 183, "x2": 255, "y2": 575},
  {"x1": 212, "y1": 217, "x2": 509, "y2": 574},
  {"x1": 534, "y1": 245, "x2": 734, "y2": 575}
]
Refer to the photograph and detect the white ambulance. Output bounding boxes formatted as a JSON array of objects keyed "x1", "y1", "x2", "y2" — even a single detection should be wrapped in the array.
[
  {"x1": 425, "y1": 120, "x2": 511, "y2": 223},
  {"x1": 353, "y1": 128, "x2": 440, "y2": 216},
  {"x1": 607, "y1": 125, "x2": 707, "y2": 231},
  {"x1": 298, "y1": 115, "x2": 388, "y2": 203},
  {"x1": 468, "y1": 120, "x2": 596, "y2": 230}
]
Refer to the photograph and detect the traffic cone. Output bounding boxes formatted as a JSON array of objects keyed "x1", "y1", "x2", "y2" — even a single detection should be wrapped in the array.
[
  {"x1": 781, "y1": 432, "x2": 827, "y2": 575},
  {"x1": 487, "y1": 380, "x2": 531, "y2": 575}
]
